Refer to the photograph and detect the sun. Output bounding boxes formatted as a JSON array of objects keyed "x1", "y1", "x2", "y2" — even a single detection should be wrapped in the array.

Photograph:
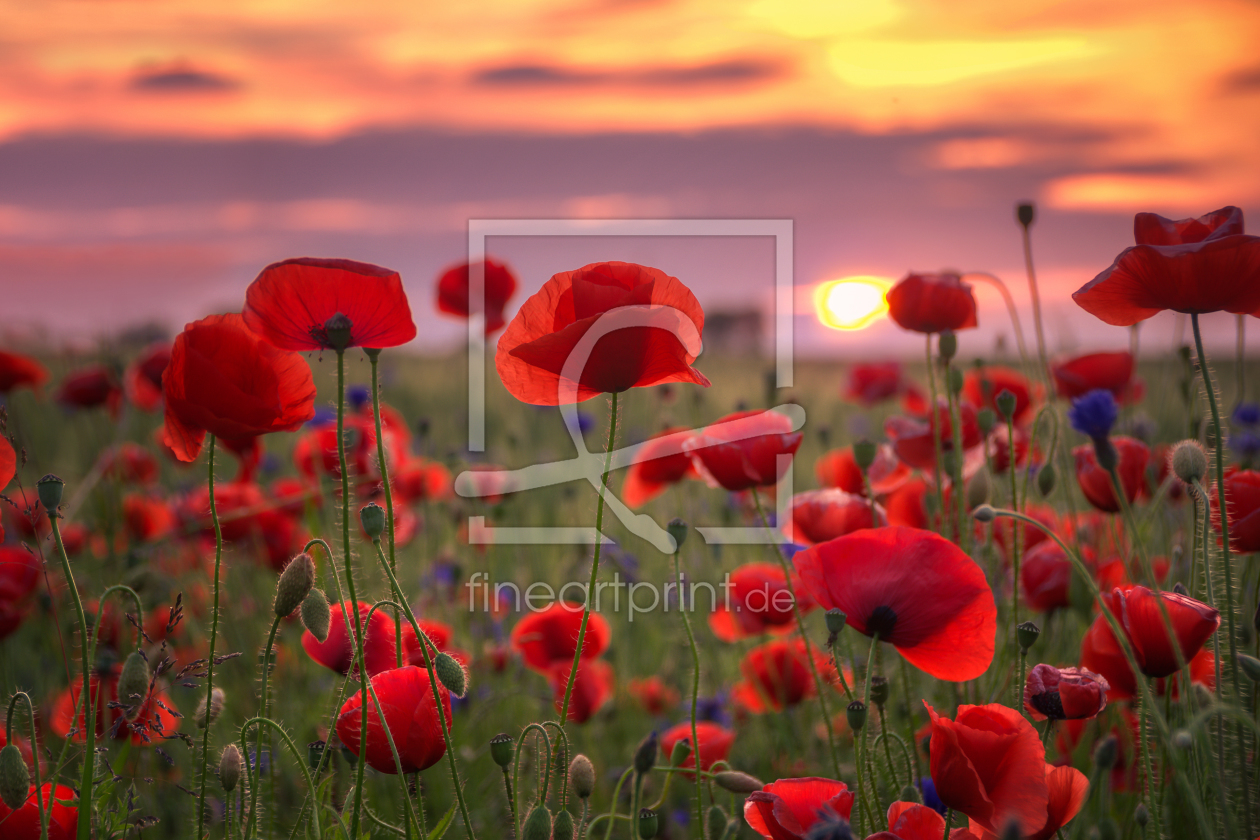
[{"x1": 814, "y1": 276, "x2": 893, "y2": 331}]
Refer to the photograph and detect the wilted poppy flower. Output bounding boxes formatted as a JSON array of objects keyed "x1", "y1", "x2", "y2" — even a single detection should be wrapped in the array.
[
  {"x1": 162, "y1": 313, "x2": 316, "y2": 462},
  {"x1": 124, "y1": 342, "x2": 171, "y2": 411},
  {"x1": 1023, "y1": 664, "x2": 1108, "y2": 721},
  {"x1": 435, "y1": 259, "x2": 518, "y2": 334},
  {"x1": 1084, "y1": 585, "x2": 1219, "y2": 681},
  {"x1": 660, "y1": 720, "x2": 735, "y2": 776},
  {"x1": 50, "y1": 672, "x2": 179, "y2": 746},
  {"x1": 685, "y1": 410, "x2": 802, "y2": 492},
  {"x1": 844, "y1": 362, "x2": 904, "y2": 406},
  {"x1": 495, "y1": 261, "x2": 709, "y2": 405},
  {"x1": 302, "y1": 600, "x2": 399, "y2": 677},
  {"x1": 510, "y1": 603, "x2": 610, "y2": 672},
  {"x1": 886, "y1": 272, "x2": 978, "y2": 334},
  {"x1": 546, "y1": 658, "x2": 614, "y2": 723},
  {"x1": 708, "y1": 562, "x2": 810, "y2": 642},
  {"x1": 1073, "y1": 206, "x2": 1260, "y2": 326},
  {"x1": 963, "y1": 366, "x2": 1035, "y2": 422},
  {"x1": 731, "y1": 638, "x2": 833, "y2": 714},
  {"x1": 1210, "y1": 469, "x2": 1260, "y2": 553},
  {"x1": 925, "y1": 702, "x2": 1049, "y2": 835},
  {"x1": 0, "y1": 783, "x2": 78, "y2": 840},
  {"x1": 783, "y1": 489, "x2": 886, "y2": 545},
  {"x1": 335, "y1": 665, "x2": 451, "y2": 773},
  {"x1": 622, "y1": 427, "x2": 698, "y2": 508},
  {"x1": 744, "y1": 778, "x2": 854, "y2": 839},
  {"x1": 885, "y1": 401, "x2": 982, "y2": 473},
  {"x1": 815, "y1": 445, "x2": 910, "y2": 497},
  {"x1": 0, "y1": 350, "x2": 47, "y2": 394},
  {"x1": 55, "y1": 364, "x2": 121, "y2": 415},
  {"x1": 243, "y1": 257, "x2": 417, "y2": 351},
  {"x1": 1073, "y1": 437, "x2": 1149, "y2": 512},
  {"x1": 794, "y1": 527, "x2": 997, "y2": 681},
  {"x1": 628, "y1": 676, "x2": 680, "y2": 715},
  {"x1": 1051, "y1": 352, "x2": 1137, "y2": 401}
]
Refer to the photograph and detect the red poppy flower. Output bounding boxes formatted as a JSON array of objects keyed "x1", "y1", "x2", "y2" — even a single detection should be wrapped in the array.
[
  {"x1": 731, "y1": 638, "x2": 834, "y2": 714},
  {"x1": 708, "y1": 562, "x2": 810, "y2": 642},
  {"x1": 962, "y1": 366, "x2": 1035, "y2": 423},
  {"x1": 178, "y1": 481, "x2": 267, "y2": 543},
  {"x1": 243, "y1": 257, "x2": 416, "y2": 351},
  {"x1": 1019, "y1": 541, "x2": 1095, "y2": 614},
  {"x1": 302, "y1": 600, "x2": 399, "y2": 677},
  {"x1": 0, "y1": 350, "x2": 47, "y2": 395},
  {"x1": 335, "y1": 665, "x2": 451, "y2": 773},
  {"x1": 55, "y1": 364, "x2": 122, "y2": 415},
  {"x1": 99, "y1": 443, "x2": 159, "y2": 485},
  {"x1": 925, "y1": 702, "x2": 1049, "y2": 835},
  {"x1": 1210, "y1": 469, "x2": 1260, "y2": 553},
  {"x1": 0, "y1": 546, "x2": 41, "y2": 641},
  {"x1": 124, "y1": 342, "x2": 171, "y2": 411},
  {"x1": 685, "y1": 410, "x2": 802, "y2": 492},
  {"x1": 886, "y1": 272, "x2": 978, "y2": 334},
  {"x1": 546, "y1": 658, "x2": 614, "y2": 723},
  {"x1": 122, "y1": 494, "x2": 175, "y2": 542},
  {"x1": 510, "y1": 603, "x2": 610, "y2": 671},
  {"x1": 293, "y1": 414, "x2": 403, "y2": 488},
  {"x1": 783, "y1": 489, "x2": 885, "y2": 546},
  {"x1": 402, "y1": 620, "x2": 471, "y2": 669},
  {"x1": 50, "y1": 673, "x2": 179, "y2": 746},
  {"x1": 993, "y1": 503, "x2": 1055, "y2": 559},
  {"x1": 844, "y1": 362, "x2": 904, "y2": 406},
  {"x1": 987, "y1": 424, "x2": 1030, "y2": 475},
  {"x1": 884, "y1": 477, "x2": 930, "y2": 529},
  {"x1": 1083, "y1": 585, "x2": 1219, "y2": 682},
  {"x1": 495, "y1": 261, "x2": 709, "y2": 405},
  {"x1": 628, "y1": 676, "x2": 680, "y2": 716},
  {"x1": 885, "y1": 400, "x2": 982, "y2": 473},
  {"x1": 162, "y1": 313, "x2": 316, "y2": 462},
  {"x1": 0, "y1": 436, "x2": 13, "y2": 495},
  {"x1": 794, "y1": 527, "x2": 996, "y2": 681},
  {"x1": 883, "y1": 803, "x2": 985, "y2": 840},
  {"x1": 622, "y1": 427, "x2": 698, "y2": 508},
  {"x1": 1073, "y1": 437, "x2": 1149, "y2": 513},
  {"x1": 744, "y1": 778, "x2": 854, "y2": 839},
  {"x1": 1050, "y1": 352, "x2": 1137, "y2": 401},
  {"x1": 815, "y1": 446, "x2": 910, "y2": 497},
  {"x1": 1073, "y1": 206, "x2": 1260, "y2": 326},
  {"x1": 435, "y1": 259, "x2": 518, "y2": 334},
  {"x1": 659, "y1": 721, "x2": 734, "y2": 776},
  {"x1": 0, "y1": 783, "x2": 78, "y2": 840},
  {"x1": 1023, "y1": 664, "x2": 1108, "y2": 721},
  {"x1": 394, "y1": 458, "x2": 453, "y2": 503}
]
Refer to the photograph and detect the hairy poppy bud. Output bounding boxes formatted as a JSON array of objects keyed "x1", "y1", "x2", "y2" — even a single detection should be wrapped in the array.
[
  {"x1": 1017, "y1": 202, "x2": 1035, "y2": 228},
  {"x1": 633, "y1": 731, "x2": 658, "y2": 775},
  {"x1": 0, "y1": 744, "x2": 29, "y2": 809},
  {"x1": 966, "y1": 468, "x2": 991, "y2": 511},
  {"x1": 569, "y1": 754, "x2": 595, "y2": 799},
  {"x1": 1017, "y1": 621, "x2": 1040, "y2": 653},
  {"x1": 553, "y1": 809, "x2": 575, "y2": 840},
  {"x1": 899, "y1": 784, "x2": 922, "y2": 804},
  {"x1": 359, "y1": 502, "x2": 386, "y2": 540},
  {"x1": 938, "y1": 331, "x2": 957, "y2": 361},
  {"x1": 275, "y1": 553, "x2": 316, "y2": 617},
  {"x1": 667, "y1": 518, "x2": 688, "y2": 551},
  {"x1": 1134, "y1": 803, "x2": 1149, "y2": 827},
  {"x1": 300, "y1": 588, "x2": 331, "y2": 642},
  {"x1": 668, "y1": 738, "x2": 691, "y2": 767},
  {"x1": 995, "y1": 389, "x2": 1018, "y2": 420},
  {"x1": 117, "y1": 650, "x2": 151, "y2": 721},
  {"x1": 1172, "y1": 729, "x2": 1193, "y2": 750},
  {"x1": 869, "y1": 675, "x2": 889, "y2": 709},
  {"x1": 825, "y1": 609, "x2": 847, "y2": 636},
  {"x1": 977, "y1": 408, "x2": 997, "y2": 435},
  {"x1": 852, "y1": 440, "x2": 877, "y2": 471},
  {"x1": 197, "y1": 686, "x2": 225, "y2": 729},
  {"x1": 37, "y1": 474, "x2": 65, "y2": 515},
  {"x1": 1037, "y1": 462, "x2": 1056, "y2": 497},
  {"x1": 972, "y1": 504, "x2": 996, "y2": 523},
  {"x1": 707, "y1": 805, "x2": 729, "y2": 840},
  {"x1": 713, "y1": 771, "x2": 763, "y2": 794},
  {"x1": 323, "y1": 312, "x2": 353, "y2": 352},
  {"x1": 434, "y1": 652, "x2": 468, "y2": 697},
  {"x1": 638, "y1": 808, "x2": 658, "y2": 839},
  {"x1": 308, "y1": 740, "x2": 327, "y2": 772},
  {"x1": 1093, "y1": 734, "x2": 1117, "y2": 769},
  {"x1": 219, "y1": 744, "x2": 243, "y2": 793},
  {"x1": 490, "y1": 733, "x2": 514, "y2": 768},
  {"x1": 522, "y1": 805, "x2": 552, "y2": 840},
  {"x1": 846, "y1": 700, "x2": 867, "y2": 731},
  {"x1": 1170, "y1": 440, "x2": 1208, "y2": 484}
]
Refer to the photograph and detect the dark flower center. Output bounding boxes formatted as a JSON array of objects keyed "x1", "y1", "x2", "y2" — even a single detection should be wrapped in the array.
[
  {"x1": 1030, "y1": 689, "x2": 1065, "y2": 720},
  {"x1": 312, "y1": 312, "x2": 354, "y2": 351},
  {"x1": 867, "y1": 605, "x2": 897, "y2": 639}
]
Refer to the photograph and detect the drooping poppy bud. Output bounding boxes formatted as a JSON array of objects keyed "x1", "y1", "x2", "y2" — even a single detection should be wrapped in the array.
[
  {"x1": 714, "y1": 771, "x2": 763, "y2": 794},
  {"x1": 434, "y1": 652, "x2": 467, "y2": 697},
  {"x1": 707, "y1": 805, "x2": 729, "y2": 840},
  {"x1": 301, "y1": 589, "x2": 331, "y2": 643},
  {"x1": 219, "y1": 744, "x2": 243, "y2": 793},
  {"x1": 274, "y1": 553, "x2": 316, "y2": 618},
  {"x1": 490, "y1": 733, "x2": 514, "y2": 768},
  {"x1": 569, "y1": 754, "x2": 595, "y2": 799},
  {"x1": 1037, "y1": 461, "x2": 1056, "y2": 497},
  {"x1": 633, "y1": 731, "x2": 658, "y2": 775},
  {"x1": 1170, "y1": 440, "x2": 1208, "y2": 484},
  {"x1": 117, "y1": 651, "x2": 151, "y2": 722},
  {"x1": 0, "y1": 744, "x2": 28, "y2": 809}
]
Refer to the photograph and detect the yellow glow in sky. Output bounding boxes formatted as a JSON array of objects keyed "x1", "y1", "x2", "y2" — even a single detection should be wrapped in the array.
[
  {"x1": 829, "y1": 37, "x2": 1093, "y2": 87},
  {"x1": 815, "y1": 276, "x2": 892, "y2": 331}
]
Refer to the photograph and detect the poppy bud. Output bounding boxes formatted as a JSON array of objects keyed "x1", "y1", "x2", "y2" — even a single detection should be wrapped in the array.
[
  {"x1": 869, "y1": 675, "x2": 889, "y2": 709},
  {"x1": 940, "y1": 449, "x2": 959, "y2": 477},
  {"x1": 846, "y1": 700, "x2": 867, "y2": 731},
  {"x1": 569, "y1": 754, "x2": 595, "y2": 799},
  {"x1": 1017, "y1": 621, "x2": 1040, "y2": 653},
  {"x1": 1016, "y1": 202, "x2": 1035, "y2": 228},
  {"x1": 667, "y1": 518, "x2": 688, "y2": 551},
  {"x1": 118, "y1": 650, "x2": 151, "y2": 721},
  {"x1": 713, "y1": 771, "x2": 763, "y2": 794},
  {"x1": 274, "y1": 553, "x2": 316, "y2": 617},
  {"x1": 196, "y1": 686, "x2": 225, "y2": 729},
  {"x1": 938, "y1": 331, "x2": 957, "y2": 361},
  {"x1": 668, "y1": 738, "x2": 691, "y2": 767},
  {"x1": 948, "y1": 367, "x2": 964, "y2": 395},
  {"x1": 1036, "y1": 462, "x2": 1056, "y2": 497},
  {"x1": 1172, "y1": 729, "x2": 1193, "y2": 750},
  {"x1": 522, "y1": 805, "x2": 552, "y2": 840},
  {"x1": 434, "y1": 651, "x2": 468, "y2": 697},
  {"x1": 852, "y1": 440, "x2": 877, "y2": 471},
  {"x1": 1172, "y1": 582, "x2": 1188, "y2": 596},
  {"x1": 359, "y1": 502, "x2": 386, "y2": 540},
  {"x1": 1093, "y1": 734, "x2": 1118, "y2": 769},
  {"x1": 825, "y1": 609, "x2": 847, "y2": 636},
  {"x1": 638, "y1": 808, "x2": 658, "y2": 839},
  {"x1": 977, "y1": 408, "x2": 997, "y2": 435},
  {"x1": 899, "y1": 784, "x2": 922, "y2": 804},
  {"x1": 1134, "y1": 803, "x2": 1149, "y2": 827},
  {"x1": 1170, "y1": 440, "x2": 1208, "y2": 484},
  {"x1": 37, "y1": 474, "x2": 65, "y2": 515},
  {"x1": 973, "y1": 504, "x2": 996, "y2": 523},
  {"x1": 0, "y1": 744, "x2": 29, "y2": 809},
  {"x1": 633, "y1": 731, "x2": 658, "y2": 775},
  {"x1": 219, "y1": 744, "x2": 243, "y2": 793},
  {"x1": 966, "y1": 468, "x2": 991, "y2": 511},
  {"x1": 323, "y1": 312, "x2": 354, "y2": 352},
  {"x1": 995, "y1": 389, "x2": 1018, "y2": 420},
  {"x1": 553, "y1": 809, "x2": 575, "y2": 840},
  {"x1": 301, "y1": 588, "x2": 331, "y2": 642},
  {"x1": 490, "y1": 733, "x2": 514, "y2": 768},
  {"x1": 308, "y1": 740, "x2": 327, "y2": 772},
  {"x1": 707, "y1": 805, "x2": 729, "y2": 840}
]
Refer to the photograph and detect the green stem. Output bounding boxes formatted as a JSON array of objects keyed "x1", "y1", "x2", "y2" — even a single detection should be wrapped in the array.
[
  {"x1": 898, "y1": 654, "x2": 924, "y2": 787},
  {"x1": 367, "y1": 350, "x2": 403, "y2": 671},
  {"x1": 859, "y1": 632, "x2": 881, "y2": 827},
  {"x1": 925, "y1": 335, "x2": 946, "y2": 532},
  {"x1": 194, "y1": 435, "x2": 225, "y2": 838},
  {"x1": 944, "y1": 357, "x2": 968, "y2": 552},
  {"x1": 1007, "y1": 411, "x2": 1022, "y2": 708},
  {"x1": 247, "y1": 616, "x2": 282, "y2": 838},
  {"x1": 7, "y1": 692, "x2": 46, "y2": 840},
  {"x1": 238, "y1": 718, "x2": 322, "y2": 839},
  {"x1": 672, "y1": 543, "x2": 705, "y2": 829}
]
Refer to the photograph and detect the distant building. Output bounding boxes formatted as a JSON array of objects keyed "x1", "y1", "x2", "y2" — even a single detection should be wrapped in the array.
[{"x1": 703, "y1": 309, "x2": 764, "y2": 356}]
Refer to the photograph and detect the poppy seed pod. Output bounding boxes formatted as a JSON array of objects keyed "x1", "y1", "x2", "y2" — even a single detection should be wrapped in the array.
[
  {"x1": 569, "y1": 753, "x2": 595, "y2": 799},
  {"x1": 37, "y1": 474, "x2": 65, "y2": 515},
  {"x1": 552, "y1": 809, "x2": 575, "y2": 840},
  {"x1": 977, "y1": 407, "x2": 997, "y2": 435},
  {"x1": 490, "y1": 733, "x2": 514, "y2": 768},
  {"x1": 219, "y1": 744, "x2": 243, "y2": 793},
  {"x1": 274, "y1": 553, "x2": 316, "y2": 617},
  {"x1": 638, "y1": 808, "x2": 658, "y2": 839},
  {"x1": 1170, "y1": 440, "x2": 1208, "y2": 484},
  {"x1": 973, "y1": 504, "x2": 996, "y2": 523},
  {"x1": 434, "y1": 652, "x2": 467, "y2": 697},
  {"x1": 995, "y1": 389, "x2": 1018, "y2": 420},
  {"x1": 1017, "y1": 203, "x2": 1035, "y2": 228},
  {"x1": 713, "y1": 770, "x2": 763, "y2": 794},
  {"x1": 1017, "y1": 621, "x2": 1041, "y2": 653},
  {"x1": 668, "y1": 738, "x2": 691, "y2": 767},
  {"x1": 196, "y1": 687, "x2": 225, "y2": 729},
  {"x1": 1093, "y1": 734, "x2": 1118, "y2": 769},
  {"x1": 938, "y1": 331, "x2": 958, "y2": 361},
  {"x1": 117, "y1": 650, "x2": 151, "y2": 721},
  {"x1": 869, "y1": 675, "x2": 889, "y2": 709},
  {"x1": 359, "y1": 502, "x2": 386, "y2": 540},
  {"x1": 522, "y1": 805, "x2": 552, "y2": 840},
  {"x1": 852, "y1": 439, "x2": 877, "y2": 471},
  {"x1": 322, "y1": 312, "x2": 354, "y2": 352},
  {"x1": 846, "y1": 699, "x2": 867, "y2": 731},
  {"x1": 308, "y1": 740, "x2": 327, "y2": 772},
  {"x1": 825, "y1": 609, "x2": 847, "y2": 636},
  {"x1": 1037, "y1": 461, "x2": 1056, "y2": 497},
  {"x1": 300, "y1": 588, "x2": 332, "y2": 643},
  {"x1": 0, "y1": 744, "x2": 29, "y2": 809},
  {"x1": 966, "y1": 468, "x2": 991, "y2": 510},
  {"x1": 633, "y1": 731, "x2": 658, "y2": 775},
  {"x1": 667, "y1": 518, "x2": 688, "y2": 551}
]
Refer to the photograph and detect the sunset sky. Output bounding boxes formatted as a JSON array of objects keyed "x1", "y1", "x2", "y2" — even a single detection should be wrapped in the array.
[{"x1": 2, "y1": 0, "x2": 1258, "y2": 356}]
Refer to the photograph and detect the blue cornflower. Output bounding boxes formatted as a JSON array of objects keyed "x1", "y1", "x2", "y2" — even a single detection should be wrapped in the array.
[
  {"x1": 695, "y1": 693, "x2": 732, "y2": 728},
  {"x1": 307, "y1": 407, "x2": 337, "y2": 427},
  {"x1": 919, "y1": 777, "x2": 945, "y2": 814},
  {"x1": 1068, "y1": 388, "x2": 1118, "y2": 441},
  {"x1": 576, "y1": 411, "x2": 595, "y2": 435},
  {"x1": 1233, "y1": 401, "x2": 1260, "y2": 427},
  {"x1": 347, "y1": 384, "x2": 371, "y2": 410}
]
